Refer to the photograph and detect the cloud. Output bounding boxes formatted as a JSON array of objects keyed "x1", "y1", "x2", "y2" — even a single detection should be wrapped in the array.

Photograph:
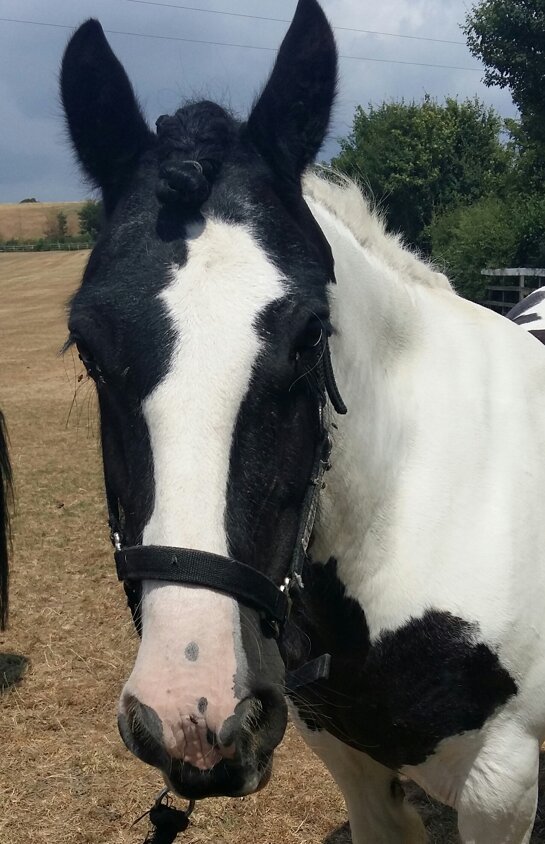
[{"x1": 0, "y1": 0, "x2": 517, "y2": 201}]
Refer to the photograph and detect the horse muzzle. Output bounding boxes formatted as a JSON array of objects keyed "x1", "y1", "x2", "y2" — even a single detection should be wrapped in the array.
[{"x1": 118, "y1": 686, "x2": 287, "y2": 799}]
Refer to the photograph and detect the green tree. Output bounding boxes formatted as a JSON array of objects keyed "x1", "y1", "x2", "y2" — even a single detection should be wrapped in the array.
[
  {"x1": 44, "y1": 210, "x2": 68, "y2": 241},
  {"x1": 501, "y1": 119, "x2": 545, "y2": 192},
  {"x1": 77, "y1": 200, "x2": 103, "y2": 242},
  {"x1": 56, "y1": 211, "x2": 68, "y2": 241},
  {"x1": 332, "y1": 96, "x2": 509, "y2": 252},
  {"x1": 465, "y1": 1, "x2": 545, "y2": 146},
  {"x1": 429, "y1": 194, "x2": 545, "y2": 301},
  {"x1": 511, "y1": 194, "x2": 545, "y2": 267},
  {"x1": 429, "y1": 198, "x2": 518, "y2": 301}
]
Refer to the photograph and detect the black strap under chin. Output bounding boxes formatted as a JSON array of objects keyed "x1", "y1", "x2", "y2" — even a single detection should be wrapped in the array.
[{"x1": 115, "y1": 546, "x2": 288, "y2": 629}]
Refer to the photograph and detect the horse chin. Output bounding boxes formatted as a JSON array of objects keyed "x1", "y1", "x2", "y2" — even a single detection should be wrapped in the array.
[{"x1": 164, "y1": 754, "x2": 274, "y2": 800}]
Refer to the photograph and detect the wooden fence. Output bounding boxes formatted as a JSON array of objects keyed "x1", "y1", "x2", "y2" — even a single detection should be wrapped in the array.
[
  {"x1": 481, "y1": 268, "x2": 545, "y2": 315},
  {"x1": 0, "y1": 242, "x2": 91, "y2": 253}
]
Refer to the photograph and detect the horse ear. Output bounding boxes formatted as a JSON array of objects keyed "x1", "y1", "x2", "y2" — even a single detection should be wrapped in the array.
[
  {"x1": 246, "y1": 0, "x2": 337, "y2": 182},
  {"x1": 60, "y1": 19, "x2": 153, "y2": 209}
]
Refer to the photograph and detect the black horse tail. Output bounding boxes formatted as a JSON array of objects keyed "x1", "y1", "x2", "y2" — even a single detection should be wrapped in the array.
[{"x1": 0, "y1": 411, "x2": 12, "y2": 630}]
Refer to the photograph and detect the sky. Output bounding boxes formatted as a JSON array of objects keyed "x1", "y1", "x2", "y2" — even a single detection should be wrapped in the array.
[{"x1": 0, "y1": 0, "x2": 517, "y2": 203}]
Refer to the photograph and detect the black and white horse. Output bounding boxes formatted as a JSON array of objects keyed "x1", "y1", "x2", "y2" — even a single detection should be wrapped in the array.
[
  {"x1": 61, "y1": 2, "x2": 545, "y2": 841},
  {"x1": 0, "y1": 410, "x2": 11, "y2": 630}
]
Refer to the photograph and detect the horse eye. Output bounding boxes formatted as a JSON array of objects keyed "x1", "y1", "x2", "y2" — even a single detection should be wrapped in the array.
[
  {"x1": 295, "y1": 319, "x2": 325, "y2": 353},
  {"x1": 76, "y1": 342, "x2": 103, "y2": 382}
]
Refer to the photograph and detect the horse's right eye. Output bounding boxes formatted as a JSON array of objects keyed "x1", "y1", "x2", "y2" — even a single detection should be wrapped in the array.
[{"x1": 76, "y1": 343, "x2": 104, "y2": 383}]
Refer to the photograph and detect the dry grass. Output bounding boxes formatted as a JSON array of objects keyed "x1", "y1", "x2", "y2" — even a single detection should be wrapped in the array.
[
  {"x1": 0, "y1": 203, "x2": 85, "y2": 241},
  {"x1": 0, "y1": 252, "x2": 347, "y2": 844}
]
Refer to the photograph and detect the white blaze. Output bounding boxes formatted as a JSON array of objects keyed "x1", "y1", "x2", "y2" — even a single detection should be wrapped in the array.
[
  {"x1": 143, "y1": 217, "x2": 285, "y2": 551},
  {"x1": 121, "y1": 217, "x2": 286, "y2": 767}
]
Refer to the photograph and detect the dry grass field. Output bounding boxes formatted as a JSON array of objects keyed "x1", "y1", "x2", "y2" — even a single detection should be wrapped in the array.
[
  {"x1": 1, "y1": 251, "x2": 544, "y2": 844},
  {"x1": 0, "y1": 203, "x2": 85, "y2": 241}
]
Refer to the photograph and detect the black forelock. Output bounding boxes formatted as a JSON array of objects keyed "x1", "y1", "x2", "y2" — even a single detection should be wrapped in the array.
[
  {"x1": 155, "y1": 101, "x2": 237, "y2": 212},
  {"x1": 151, "y1": 99, "x2": 334, "y2": 282}
]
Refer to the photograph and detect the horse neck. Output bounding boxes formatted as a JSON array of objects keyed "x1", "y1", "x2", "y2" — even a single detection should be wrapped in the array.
[{"x1": 307, "y1": 198, "x2": 418, "y2": 564}]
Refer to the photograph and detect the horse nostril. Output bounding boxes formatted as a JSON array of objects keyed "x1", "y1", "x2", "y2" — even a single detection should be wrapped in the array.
[
  {"x1": 118, "y1": 693, "x2": 169, "y2": 769},
  {"x1": 216, "y1": 696, "x2": 259, "y2": 752},
  {"x1": 216, "y1": 689, "x2": 287, "y2": 760},
  {"x1": 250, "y1": 687, "x2": 288, "y2": 755}
]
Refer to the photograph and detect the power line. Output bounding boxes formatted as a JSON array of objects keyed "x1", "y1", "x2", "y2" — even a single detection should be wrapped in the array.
[
  {"x1": 0, "y1": 16, "x2": 482, "y2": 72},
  {"x1": 122, "y1": 0, "x2": 467, "y2": 47}
]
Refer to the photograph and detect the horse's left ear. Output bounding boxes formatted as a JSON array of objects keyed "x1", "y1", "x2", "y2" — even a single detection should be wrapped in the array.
[{"x1": 246, "y1": 0, "x2": 337, "y2": 182}]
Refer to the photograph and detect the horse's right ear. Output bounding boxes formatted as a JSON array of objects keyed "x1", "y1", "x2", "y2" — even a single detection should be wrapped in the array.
[
  {"x1": 61, "y1": 20, "x2": 153, "y2": 210},
  {"x1": 246, "y1": 0, "x2": 337, "y2": 184}
]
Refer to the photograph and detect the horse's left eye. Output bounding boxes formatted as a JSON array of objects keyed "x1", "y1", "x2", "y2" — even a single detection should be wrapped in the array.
[{"x1": 294, "y1": 318, "x2": 325, "y2": 354}]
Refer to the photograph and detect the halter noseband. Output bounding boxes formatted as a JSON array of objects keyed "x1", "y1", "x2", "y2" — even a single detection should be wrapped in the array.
[{"x1": 106, "y1": 332, "x2": 346, "y2": 685}]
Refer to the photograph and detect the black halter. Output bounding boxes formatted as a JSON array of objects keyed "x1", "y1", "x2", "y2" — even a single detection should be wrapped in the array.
[{"x1": 106, "y1": 332, "x2": 346, "y2": 684}]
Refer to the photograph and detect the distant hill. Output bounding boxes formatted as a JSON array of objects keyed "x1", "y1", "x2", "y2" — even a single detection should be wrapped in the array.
[{"x1": 0, "y1": 202, "x2": 86, "y2": 241}]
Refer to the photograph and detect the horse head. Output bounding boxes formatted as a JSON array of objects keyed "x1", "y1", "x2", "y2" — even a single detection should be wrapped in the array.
[{"x1": 61, "y1": 0, "x2": 340, "y2": 799}]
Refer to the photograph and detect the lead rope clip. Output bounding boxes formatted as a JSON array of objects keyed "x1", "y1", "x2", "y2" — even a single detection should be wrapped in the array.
[{"x1": 133, "y1": 787, "x2": 196, "y2": 844}]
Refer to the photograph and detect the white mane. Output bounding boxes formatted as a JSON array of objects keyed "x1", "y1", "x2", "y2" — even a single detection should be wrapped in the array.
[{"x1": 303, "y1": 171, "x2": 453, "y2": 293}]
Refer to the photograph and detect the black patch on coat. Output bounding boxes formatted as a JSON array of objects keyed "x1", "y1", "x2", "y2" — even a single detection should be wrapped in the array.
[
  {"x1": 197, "y1": 697, "x2": 208, "y2": 714},
  {"x1": 286, "y1": 559, "x2": 517, "y2": 768},
  {"x1": 67, "y1": 163, "x2": 187, "y2": 544}
]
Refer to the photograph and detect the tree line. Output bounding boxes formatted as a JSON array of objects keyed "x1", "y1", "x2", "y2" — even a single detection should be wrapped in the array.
[
  {"x1": 332, "y1": 0, "x2": 545, "y2": 302},
  {"x1": 0, "y1": 203, "x2": 102, "y2": 251}
]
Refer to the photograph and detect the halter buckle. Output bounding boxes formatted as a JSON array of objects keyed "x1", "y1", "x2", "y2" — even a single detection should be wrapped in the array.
[
  {"x1": 280, "y1": 571, "x2": 304, "y2": 596},
  {"x1": 279, "y1": 576, "x2": 291, "y2": 593},
  {"x1": 321, "y1": 432, "x2": 333, "y2": 467}
]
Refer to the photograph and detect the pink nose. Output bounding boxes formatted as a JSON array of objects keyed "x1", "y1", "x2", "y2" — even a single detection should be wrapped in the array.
[{"x1": 118, "y1": 690, "x2": 239, "y2": 771}]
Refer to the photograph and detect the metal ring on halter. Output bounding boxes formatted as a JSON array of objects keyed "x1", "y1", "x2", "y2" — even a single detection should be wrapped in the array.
[
  {"x1": 155, "y1": 788, "x2": 195, "y2": 818},
  {"x1": 131, "y1": 788, "x2": 196, "y2": 828},
  {"x1": 154, "y1": 787, "x2": 170, "y2": 805}
]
